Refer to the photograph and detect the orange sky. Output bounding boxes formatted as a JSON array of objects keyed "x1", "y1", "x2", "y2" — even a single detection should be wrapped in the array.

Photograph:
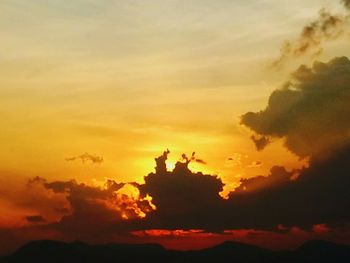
[{"x1": 0, "y1": 0, "x2": 350, "y2": 253}]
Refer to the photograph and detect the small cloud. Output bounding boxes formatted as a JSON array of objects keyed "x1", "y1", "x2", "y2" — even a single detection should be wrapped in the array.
[
  {"x1": 225, "y1": 153, "x2": 244, "y2": 167},
  {"x1": 195, "y1": 159, "x2": 207, "y2": 165},
  {"x1": 180, "y1": 152, "x2": 207, "y2": 165},
  {"x1": 251, "y1": 135, "x2": 270, "y2": 151},
  {"x1": 247, "y1": 161, "x2": 263, "y2": 168},
  {"x1": 65, "y1": 152, "x2": 103, "y2": 164}
]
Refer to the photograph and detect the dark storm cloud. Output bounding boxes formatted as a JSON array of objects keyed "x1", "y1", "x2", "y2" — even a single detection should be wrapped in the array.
[
  {"x1": 272, "y1": 8, "x2": 348, "y2": 68},
  {"x1": 242, "y1": 56, "x2": 350, "y2": 158},
  {"x1": 65, "y1": 152, "x2": 104, "y2": 164}
]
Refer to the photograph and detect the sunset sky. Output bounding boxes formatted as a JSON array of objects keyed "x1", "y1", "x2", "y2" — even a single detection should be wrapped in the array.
[{"x1": 0, "y1": 0, "x2": 350, "y2": 253}]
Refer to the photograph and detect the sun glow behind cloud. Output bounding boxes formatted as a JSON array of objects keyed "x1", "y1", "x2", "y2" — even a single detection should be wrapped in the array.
[{"x1": 0, "y1": 0, "x2": 350, "y2": 255}]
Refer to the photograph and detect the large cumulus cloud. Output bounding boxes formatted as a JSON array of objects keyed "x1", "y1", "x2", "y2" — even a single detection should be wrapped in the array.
[
  {"x1": 224, "y1": 147, "x2": 350, "y2": 230},
  {"x1": 135, "y1": 151, "x2": 225, "y2": 231},
  {"x1": 128, "y1": 148, "x2": 349, "y2": 231},
  {"x1": 242, "y1": 56, "x2": 350, "y2": 158}
]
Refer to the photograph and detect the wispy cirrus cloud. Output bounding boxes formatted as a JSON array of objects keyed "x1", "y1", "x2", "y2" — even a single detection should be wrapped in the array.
[{"x1": 271, "y1": 2, "x2": 349, "y2": 68}]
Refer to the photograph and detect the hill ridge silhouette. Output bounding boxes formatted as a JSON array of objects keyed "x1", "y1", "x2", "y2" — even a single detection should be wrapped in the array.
[{"x1": 1, "y1": 239, "x2": 350, "y2": 263}]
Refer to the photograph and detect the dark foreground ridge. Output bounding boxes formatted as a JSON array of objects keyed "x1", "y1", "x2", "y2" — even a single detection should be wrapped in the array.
[{"x1": 1, "y1": 239, "x2": 350, "y2": 263}]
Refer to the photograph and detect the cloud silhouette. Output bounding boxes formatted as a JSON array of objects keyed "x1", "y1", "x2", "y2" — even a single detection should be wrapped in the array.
[
  {"x1": 65, "y1": 152, "x2": 103, "y2": 164},
  {"x1": 242, "y1": 56, "x2": 350, "y2": 158},
  {"x1": 124, "y1": 144, "x2": 349, "y2": 231},
  {"x1": 13, "y1": 135, "x2": 346, "y2": 235},
  {"x1": 20, "y1": 177, "x2": 155, "y2": 241},
  {"x1": 1, "y1": 143, "x2": 350, "y2": 252},
  {"x1": 194, "y1": 158, "x2": 207, "y2": 165},
  {"x1": 225, "y1": 147, "x2": 350, "y2": 230},
  {"x1": 136, "y1": 151, "x2": 224, "y2": 231},
  {"x1": 44, "y1": 179, "x2": 155, "y2": 224},
  {"x1": 251, "y1": 135, "x2": 270, "y2": 151}
]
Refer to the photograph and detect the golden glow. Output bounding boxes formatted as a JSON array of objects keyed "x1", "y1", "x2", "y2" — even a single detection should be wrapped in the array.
[
  {"x1": 166, "y1": 161, "x2": 175, "y2": 171},
  {"x1": 110, "y1": 184, "x2": 156, "y2": 220},
  {"x1": 0, "y1": 0, "x2": 342, "y2": 229}
]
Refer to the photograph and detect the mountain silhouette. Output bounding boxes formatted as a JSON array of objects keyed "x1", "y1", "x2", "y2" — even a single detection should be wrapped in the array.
[{"x1": 1, "y1": 239, "x2": 349, "y2": 263}]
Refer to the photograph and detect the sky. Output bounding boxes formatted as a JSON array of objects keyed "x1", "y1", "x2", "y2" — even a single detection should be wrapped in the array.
[{"x1": 0, "y1": 0, "x2": 350, "y2": 253}]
